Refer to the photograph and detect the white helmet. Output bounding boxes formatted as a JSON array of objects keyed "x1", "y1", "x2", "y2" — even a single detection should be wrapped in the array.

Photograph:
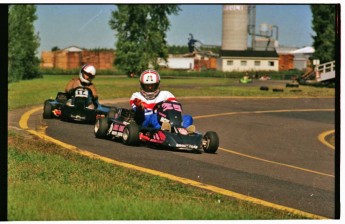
[
  {"x1": 139, "y1": 69, "x2": 160, "y2": 100},
  {"x1": 79, "y1": 64, "x2": 96, "y2": 84}
]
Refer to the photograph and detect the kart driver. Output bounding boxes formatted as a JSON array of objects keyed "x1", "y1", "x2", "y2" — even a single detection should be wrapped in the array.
[
  {"x1": 65, "y1": 64, "x2": 99, "y2": 109},
  {"x1": 130, "y1": 69, "x2": 195, "y2": 133}
]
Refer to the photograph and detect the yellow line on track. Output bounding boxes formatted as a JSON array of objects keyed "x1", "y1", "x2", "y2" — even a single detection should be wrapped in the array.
[
  {"x1": 219, "y1": 147, "x2": 334, "y2": 177},
  {"x1": 194, "y1": 108, "x2": 335, "y2": 178},
  {"x1": 318, "y1": 130, "x2": 335, "y2": 150},
  {"x1": 178, "y1": 96, "x2": 334, "y2": 100},
  {"x1": 19, "y1": 106, "x2": 43, "y2": 129},
  {"x1": 194, "y1": 108, "x2": 334, "y2": 119},
  {"x1": 18, "y1": 106, "x2": 329, "y2": 220}
]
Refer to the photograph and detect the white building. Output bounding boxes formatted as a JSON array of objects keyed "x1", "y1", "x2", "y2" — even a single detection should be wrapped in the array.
[
  {"x1": 217, "y1": 50, "x2": 279, "y2": 72},
  {"x1": 290, "y1": 46, "x2": 315, "y2": 70},
  {"x1": 158, "y1": 57, "x2": 194, "y2": 70}
]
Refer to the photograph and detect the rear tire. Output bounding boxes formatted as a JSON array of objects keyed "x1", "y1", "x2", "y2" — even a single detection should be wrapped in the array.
[
  {"x1": 202, "y1": 131, "x2": 219, "y2": 153},
  {"x1": 94, "y1": 117, "x2": 109, "y2": 138},
  {"x1": 43, "y1": 100, "x2": 53, "y2": 119},
  {"x1": 122, "y1": 122, "x2": 140, "y2": 146}
]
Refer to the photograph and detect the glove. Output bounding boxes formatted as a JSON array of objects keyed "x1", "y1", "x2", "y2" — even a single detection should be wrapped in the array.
[
  {"x1": 133, "y1": 98, "x2": 143, "y2": 109},
  {"x1": 132, "y1": 100, "x2": 145, "y2": 125}
]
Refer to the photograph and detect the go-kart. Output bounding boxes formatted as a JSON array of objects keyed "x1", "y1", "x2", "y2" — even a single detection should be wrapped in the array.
[
  {"x1": 43, "y1": 87, "x2": 115, "y2": 123},
  {"x1": 239, "y1": 77, "x2": 253, "y2": 84},
  {"x1": 94, "y1": 101, "x2": 219, "y2": 153}
]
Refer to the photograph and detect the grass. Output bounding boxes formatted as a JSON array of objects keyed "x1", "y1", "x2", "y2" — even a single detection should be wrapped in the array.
[
  {"x1": 8, "y1": 75, "x2": 335, "y2": 110},
  {"x1": 8, "y1": 131, "x2": 306, "y2": 220},
  {"x1": 8, "y1": 74, "x2": 334, "y2": 220}
]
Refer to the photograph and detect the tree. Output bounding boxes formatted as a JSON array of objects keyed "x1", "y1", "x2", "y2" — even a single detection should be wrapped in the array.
[
  {"x1": 109, "y1": 5, "x2": 180, "y2": 76},
  {"x1": 167, "y1": 44, "x2": 221, "y2": 55},
  {"x1": 167, "y1": 45, "x2": 190, "y2": 54},
  {"x1": 51, "y1": 46, "x2": 60, "y2": 51},
  {"x1": 8, "y1": 5, "x2": 41, "y2": 82},
  {"x1": 310, "y1": 5, "x2": 338, "y2": 63}
]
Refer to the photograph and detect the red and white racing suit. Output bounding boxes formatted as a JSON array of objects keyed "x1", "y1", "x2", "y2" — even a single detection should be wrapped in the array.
[{"x1": 129, "y1": 90, "x2": 193, "y2": 129}]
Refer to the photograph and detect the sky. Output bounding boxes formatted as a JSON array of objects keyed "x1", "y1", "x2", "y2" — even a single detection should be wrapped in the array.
[{"x1": 34, "y1": 4, "x2": 315, "y2": 55}]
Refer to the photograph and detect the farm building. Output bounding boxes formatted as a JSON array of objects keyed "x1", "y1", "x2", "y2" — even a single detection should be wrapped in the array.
[
  {"x1": 219, "y1": 5, "x2": 314, "y2": 72},
  {"x1": 217, "y1": 50, "x2": 279, "y2": 72},
  {"x1": 278, "y1": 54, "x2": 294, "y2": 71},
  {"x1": 158, "y1": 52, "x2": 217, "y2": 71},
  {"x1": 290, "y1": 46, "x2": 315, "y2": 70},
  {"x1": 40, "y1": 46, "x2": 115, "y2": 70},
  {"x1": 275, "y1": 46, "x2": 297, "y2": 71}
]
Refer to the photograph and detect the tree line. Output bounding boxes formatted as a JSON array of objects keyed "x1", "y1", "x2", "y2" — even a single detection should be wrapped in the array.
[
  {"x1": 8, "y1": 5, "x2": 41, "y2": 82},
  {"x1": 8, "y1": 4, "x2": 338, "y2": 82}
]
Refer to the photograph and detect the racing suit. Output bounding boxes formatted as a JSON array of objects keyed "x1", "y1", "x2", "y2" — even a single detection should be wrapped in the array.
[
  {"x1": 65, "y1": 78, "x2": 99, "y2": 108},
  {"x1": 129, "y1": 90, "x2": 193, "y2": 129}
]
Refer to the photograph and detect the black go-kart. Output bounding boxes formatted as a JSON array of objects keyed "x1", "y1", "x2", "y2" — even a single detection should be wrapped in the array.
[
  {"x1": 43, "y1": 86, "x2": 115, "y2": 123},
  {"x1": 94, "y1": 101, "x2": 219, "y2": 153}
]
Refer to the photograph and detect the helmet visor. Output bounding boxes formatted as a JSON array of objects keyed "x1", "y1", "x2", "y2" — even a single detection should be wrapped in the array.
[
  {"x1": 83, "y1": 71, "x2": 95, "y2": 80},
  {"x1": 141, "y1": 83, "x2": 159, "y2": 92}
]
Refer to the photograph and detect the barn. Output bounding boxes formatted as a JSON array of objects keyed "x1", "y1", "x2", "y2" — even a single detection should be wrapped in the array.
[{"x1": 40, "y1": 46, "x2": 115, "y2": 70}]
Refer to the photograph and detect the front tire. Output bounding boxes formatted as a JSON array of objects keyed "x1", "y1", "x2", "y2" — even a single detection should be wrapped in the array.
[
  {"x1": 94, "y1": 117, "x2": 109, "y2": 138},
  {"x1": 202, "y1": 131, "x2": 219, "y2": 153},
  {"x1": 43, "y1": 100, "x2": 53, "y2": 119},
  {"x1": 122, "y1": 122, "x2": 140, "y2": 146}
]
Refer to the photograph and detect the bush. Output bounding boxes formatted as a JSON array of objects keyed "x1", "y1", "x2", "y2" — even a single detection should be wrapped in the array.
[
  {"x1": 158, "y1": 69, "x2": 304, "y2": 80},
  {"x1": 39, "y1": 68, "x2": 123, "y2": 76}
]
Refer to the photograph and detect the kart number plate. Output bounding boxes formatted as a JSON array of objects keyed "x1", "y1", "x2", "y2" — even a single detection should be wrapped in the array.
[{"x1": 75, "y1": 89, "x2": 89, "y2": 98}]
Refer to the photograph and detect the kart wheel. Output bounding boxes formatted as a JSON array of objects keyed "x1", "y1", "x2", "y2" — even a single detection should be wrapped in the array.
[
  {"x1": 272, "y1": 88, "x2": 284, "y2": 92},
  {"x1": 94, "y1": 117, "x2": 109, "y2": 138},
  {"x1": 286, "y1": 83, "x2": 299, "y2": 88},
  {"x1": 122, "y1": 122, "x2": 140, "y2": 146},
  {"x1": 202, "y1": 131, "x2": 219, "y2": 153},
  {"x1": 260, "y1": 86, "x2": 269, "y2": 91},
  {"x1": 43, "y1": 100, "x2": 53, "y2": 119}
]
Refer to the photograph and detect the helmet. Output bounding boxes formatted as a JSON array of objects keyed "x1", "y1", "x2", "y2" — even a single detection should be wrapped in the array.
[
  {"x1": 79, "y1": 64, "x2": 96, "y2": 84},
  {"x1": 139, "y1": 69, "x2": 160, "y2": 100}
]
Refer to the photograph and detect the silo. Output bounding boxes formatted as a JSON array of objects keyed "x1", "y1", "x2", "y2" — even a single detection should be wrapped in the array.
[{"x1": 222, "y1": 5, "x2": 249, "y2": 51}]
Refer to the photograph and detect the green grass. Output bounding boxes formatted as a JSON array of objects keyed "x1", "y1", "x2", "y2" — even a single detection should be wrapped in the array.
[
  {"x1": 8, "y1": 131, "x2": 306, "y2": 220},
  {"x1": 8, "y1": 74, "x2": 334, "y2": 220},
  {"x1": 8, "y1": 75, "x2": 335, "y2": 110}
]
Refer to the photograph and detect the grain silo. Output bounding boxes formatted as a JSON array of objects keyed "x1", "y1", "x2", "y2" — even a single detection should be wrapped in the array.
[{"x1": 222, "y1": 5, "x2": 249, "y2": 51}]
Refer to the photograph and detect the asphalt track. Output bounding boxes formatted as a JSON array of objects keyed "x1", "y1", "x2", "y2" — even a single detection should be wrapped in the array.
[{"x1": 11, "y1": 97, "x2": 336, "y2": 219}]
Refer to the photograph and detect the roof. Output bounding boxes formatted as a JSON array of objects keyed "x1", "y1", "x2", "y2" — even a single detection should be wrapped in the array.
[
  {"x1": 62, "y1": 46, "x2": 84, "y2": 52},
  {"x1": 220, "y1": 50, "x2": 279, "y2": 58},
  {"x1": 275, "y1": 46, "x2": 299, "y2": 54},
  {"x1": 290, "y1": 46, "x2": 315, "y2": 54},
  {"x1": 181, "y1": 51, "x2": 219, "y2": 58}
]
